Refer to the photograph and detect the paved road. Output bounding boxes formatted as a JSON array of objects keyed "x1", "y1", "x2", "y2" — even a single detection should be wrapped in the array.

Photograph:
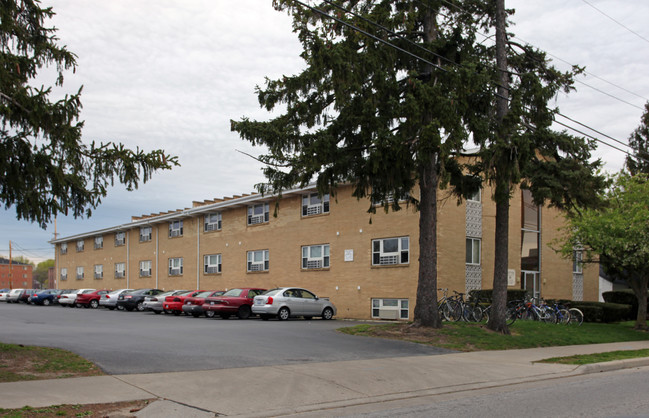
[{"x1": 0, "y1": 302, "x2": 452, "y2": 374}]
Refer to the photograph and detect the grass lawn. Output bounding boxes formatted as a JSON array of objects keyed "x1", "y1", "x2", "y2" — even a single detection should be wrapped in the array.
[
  {"x1": 539, "y1": 348, "x2": 649, "y2": 365},
  {"x1": 337, "y1": 320, "x2": 649, "y2": 352}
]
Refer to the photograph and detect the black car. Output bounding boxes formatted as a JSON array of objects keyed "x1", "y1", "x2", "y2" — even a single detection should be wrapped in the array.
[
  {"x1": 116, "y1": 288, "x2": 163, "y2": 312},
  {"x1": 19, "y1": 289, "x2": 37, "y2": 304}
]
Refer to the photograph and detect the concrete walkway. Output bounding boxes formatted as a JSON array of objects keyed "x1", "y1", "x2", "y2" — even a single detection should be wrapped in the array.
[{"x1": 2, "y1": 341, "x2": 649, "y2": 417}]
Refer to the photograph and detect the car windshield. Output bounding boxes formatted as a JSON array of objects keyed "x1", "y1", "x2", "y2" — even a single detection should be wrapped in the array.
[
  {"x1": 221, "y1": 289, "x2": 243, "y2": 297},
  {"x1": 194, "y1": 291, "x2": 213, "y2": 297},
  {"x1": 82, "y1": 290, "x2": 94, "y2": 294},
  {"x1": 261, "y1": 288, "x2": 282, "y2": 296}
]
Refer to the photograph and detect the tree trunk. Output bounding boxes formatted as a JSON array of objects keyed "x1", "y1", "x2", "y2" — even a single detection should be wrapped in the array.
[
  {"x1": 629, "y1": 275, "x2": 649, "y2": 331},
  {"x1": 413, "y1": 156, "x2": 441, "y2": 328},
  {"x1": 488, "y1": 189, "x2": 510, "y2": 334}
]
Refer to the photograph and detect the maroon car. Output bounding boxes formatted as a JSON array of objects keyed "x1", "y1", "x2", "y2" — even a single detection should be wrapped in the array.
[
  {"x1": 75, "y1": 289, "x2": 111, "y2": 309},
  {"x1": 181, "y1": 290, "x2": 224, "y2": 317},
  {"x1": 203, "y1": 288, "x2": 266, "y2": 319},
  {"x1": 163, "y1": 290, "x2": 205, "y2": 315}
]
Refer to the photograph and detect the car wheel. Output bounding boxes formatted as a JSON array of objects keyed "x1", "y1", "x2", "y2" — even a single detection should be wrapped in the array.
[
  {"x1": 136, "y1": 302, "x2": 145, "y2": 312},
  {"x1": 205, "y1": 310, "x2": 215, "y2": 318},
  {"x1": 90, "y1": 300, "x2": 99, "y2": 309},
  {"x1": 277, "y1": 307, "x2": 290, "y2": 321},
  {"x1": 117, "y1": 306, "x2": 124, "y2": 311},
  {"x1": 68, "y1": 303, "x2": 75, "y2": 308},
  {"x1": 322, "y1": 307, "x2": 334, "y2": 320},
  {"x1": 173, "y1": 311, "x2": 181, "y2": 316},
  {"x1": 43, "y1": 299, "x2": 51, "y2": 306},
  {"x1": 163, "y1": 309, "x2": 171, "y2": 314},
  {"x1": 261, "y1": 314, "x2": 270, "y2": 321},
  {"x1": 220, "y1": 314, "x2": 230, "y2": 320},
  {"x1": 75, "y1": 303, "x2": 83, "y2": 308},
  {"x1": 153, "y1": 310, "x2": 161, "y2": 314},
  {"x1": 237, "y1": 305, "x2": 251, "y2": 319}
]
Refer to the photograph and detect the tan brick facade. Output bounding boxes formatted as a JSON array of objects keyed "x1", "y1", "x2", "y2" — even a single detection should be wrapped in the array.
[{"x1": 53, "y1": 183, "x2": 598, "y2": 320}]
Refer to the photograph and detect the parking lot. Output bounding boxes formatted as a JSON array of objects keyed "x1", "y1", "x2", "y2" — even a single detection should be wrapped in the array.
[{"x1": 0, "y1": 302, "x2": 453, "y2": 374}]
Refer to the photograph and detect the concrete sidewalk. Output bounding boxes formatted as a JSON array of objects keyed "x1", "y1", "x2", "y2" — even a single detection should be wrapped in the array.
[{"x1": 2, "y1": 341, "x2": 649, "y2": 417}]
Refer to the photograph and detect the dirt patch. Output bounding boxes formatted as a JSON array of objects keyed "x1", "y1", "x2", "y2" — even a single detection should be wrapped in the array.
[{"x1": 0, "y1": 399, "x2": 156, "y2": 417}]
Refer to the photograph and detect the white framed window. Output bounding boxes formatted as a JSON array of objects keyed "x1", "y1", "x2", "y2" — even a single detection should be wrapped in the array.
[
  {"x1": 204, "y1": 254, "x2": 222, "y2": 274},
  {"x1": 169, "y1": 220, "x2": 183, "y2": 237},
  {"x1": 140, "y1": 226, "x2": 152, "y2": 242},
  {"x1": 60, "y1": 243, "x2": 67, "y2": 255},
  {"x1": 115, "y1": 231, "x2": 126, "y2": 246},
  {"x1": 468, "y1": 188, "x2": 481, "y2": 202},
  {"x1": 60, "y1": 268, "x2": 67, "y2": 281},
  {"x1": 302, "y1": 244, "x2": 330, "y2": 269},
  {"x1": 573, "y1": 250, "x2": 583, "y2": 274},
  {"x1": 115, "y1": 262, "x2": 126, "y2": 278},
  {"x1": 139, "y1": 260, "x2": 152, "y2": 277},
  {"x1": 94, "y1": 236, "x2": 103, "y2": 249},
  {"x1": 372, "y1": 191, "x2": 411, "y2": 206},
  {"x1": 466, "y1": 238, "x2": 481, "y2": 265},
  {"x1": 94, "y1": 264, "x2": 103, "y2": 279},
  {"x1": 247, "y1": 203, "x2": 269, "y2": 225},
  {"x1": 76, "y1": 239, "x2": 84, "y2": 252},
  {"x1": 247, "y1": 250, "x2": 269, "y2": 272},
  {"x1": 372, "y1": 299, "x2": 409, "y2": 320},
  {"x1": 76, "y1": 266, "x2": 84, "y2": 280},
  {"x1": 204, "y1": 212, "x2": 222, "y2": 232},
  {"x1": 169, "y1": 257, "x2": 183, "y2": 276},
  {"x1": 302, "y1": 193, "x2": 330, "y2": 217},
  {"x1": 372, "y1": 237, "x2": 409, "y2": 266}
]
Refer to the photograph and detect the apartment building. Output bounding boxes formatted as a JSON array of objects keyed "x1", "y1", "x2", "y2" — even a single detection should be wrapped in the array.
[
  {"x1": 0, "y1": 257, "x2": 33, "y2": 289},
  {"x1": 51, "y1": 183, "x2": 597, "y2": 320}
]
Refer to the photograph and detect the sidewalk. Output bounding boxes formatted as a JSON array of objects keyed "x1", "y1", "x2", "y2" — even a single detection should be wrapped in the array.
[{"x1": 2, "y1": 341, "x2": 649, "y2": 417}]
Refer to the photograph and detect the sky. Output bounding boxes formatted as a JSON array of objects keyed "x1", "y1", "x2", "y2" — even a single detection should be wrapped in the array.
[{"x1": 2, "y1": 0, "x2": 648, "y2": 264}]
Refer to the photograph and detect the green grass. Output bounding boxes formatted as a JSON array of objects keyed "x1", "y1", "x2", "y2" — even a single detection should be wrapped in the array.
[
  {"x1": 337, "y1": 320, "x2": 649, "y2": 351},
  {"x1": 540, "y1": 348, "x2": 649, "y2": 365}
]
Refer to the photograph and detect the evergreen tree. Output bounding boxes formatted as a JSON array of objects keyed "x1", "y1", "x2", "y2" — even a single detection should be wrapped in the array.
[
  {"x1": 1, "y1": 0, "x2": 177, "y2": 228},
  {"x1": 626, "y1": 102, "x2": 649, "y2": 175},
  {"x1": 232, "y1": 0, "x2": 488, "y2": 327}
]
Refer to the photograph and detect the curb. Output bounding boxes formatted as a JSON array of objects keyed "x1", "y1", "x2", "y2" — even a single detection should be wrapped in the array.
[{"x1": 577, "y1": 357, "x2": 649, "y2": 374}]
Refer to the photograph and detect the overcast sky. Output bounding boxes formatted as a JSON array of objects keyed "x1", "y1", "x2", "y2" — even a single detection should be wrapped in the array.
[{"x1": 2, "y1": 0, "x2": 648, "y2": 264}]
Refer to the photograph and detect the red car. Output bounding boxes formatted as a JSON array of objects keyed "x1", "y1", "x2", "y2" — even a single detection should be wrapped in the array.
[
  {"x1": 203, "y1": 288, "x2": 266, "y2": 319},
  {"x1": 75, "y1": 289, "x2": 111, "y2": 309},
  {"x1": 163, "y1": 290, "x2": 205, "y2": 315},
  {"x1": 181, "y1": 290, "x2": 224, "y2": 317}
]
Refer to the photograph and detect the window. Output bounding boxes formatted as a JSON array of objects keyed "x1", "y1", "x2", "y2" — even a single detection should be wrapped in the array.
[
  {"x1": 247, "y1": 203, "x2": 269, "y2": 225},
  {"x1": 94, "y1": 264, "x2": 103, "y2": 279},
  {"x1": 204, "y1": 254, "x2": 222, "y2": 274},
  {"x1": 372, "y1": 237, "x2": 409, "y2": 266},
  {"x1": 169, "y1": 220, "x2": 183, "y2": 237},
  {"x1": 94, "y1": 236, "x2": 103, "y2": 249},
  {"x1": 372, "y1": 299, "x2": 409, "y2": 320},
  {"x1": 115, "y1": 231, "x2": 126, "y2": 246},
  {"x1": 76, "y1": 240, "x2": 84, "y2": 252},
  {"x1": 137, "y1": 260, "x2": 151, "y2": 277},
  {"x1": 115, "y1": 262, "x2": 126, "y2": 278},
  {"x1": 60, "y1": 268, "x2": 67, "y2": 281},
  {"x1": 466, "y1": 238, "x2": 481, "y2": 265},
  {"x1": 76, "y1": 266, "x2": 84, "y2": 280},
  {"x1": 573, "y1": 250, "x2": 583, "y2": 274},
  {"x1": 247, "y1": 250, "x2": 269, "y2": 272},
  {"x1": 302, "y1": 193, "x2": 329, "y2": 216},
  {"x1": 204, "y1": 212, "x2": 222, "y2": 232},
  {"x1": 302, "y1": 244, "x2": 330, "y2": 269},
  {"x1": 60, "y1": 243, "x2": 67, "y2": 255},
  {"x1": 468, "y1": 188, "x2": 481, "y2": 202},
  {"x1": 372, "y1": 191, "x2": 410, "y2": 206},
  {"x1": 169, "y1": 257, "x2": 183, "y2": 276},
  {"x1": 140, "y1": 226, "x2": 152, "y2": 242}
]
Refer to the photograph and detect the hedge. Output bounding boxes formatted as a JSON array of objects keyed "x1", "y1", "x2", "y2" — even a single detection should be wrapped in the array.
[
  {"x1": 468, "y1": 289, "x2": 528, "y2": 303},
  {"x1": 568, "y1": 301, "x2": 632, "y2": 323},
  {"x1": 602, "y1": 289, "x2": 649, "y2": 320}
]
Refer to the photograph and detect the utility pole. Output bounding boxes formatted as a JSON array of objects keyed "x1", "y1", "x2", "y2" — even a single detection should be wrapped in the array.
[{"x1": 8, "y1": 240, "x2": 12, "y2": 289}]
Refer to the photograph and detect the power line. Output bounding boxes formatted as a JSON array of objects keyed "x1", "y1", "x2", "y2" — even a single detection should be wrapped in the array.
[{"x1": 581, "y1": 0, "x2": 649, "y2": 45}]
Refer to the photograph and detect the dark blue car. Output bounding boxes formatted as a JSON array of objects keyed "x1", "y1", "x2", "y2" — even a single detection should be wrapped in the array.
[{"x1": 30, "y1": 289, "x2": 62, "y2": 306}]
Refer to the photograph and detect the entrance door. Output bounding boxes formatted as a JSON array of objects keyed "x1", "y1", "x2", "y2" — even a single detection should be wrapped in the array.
[{"x1": 522, "y1": 271, "x2": 540, "y2": 301}]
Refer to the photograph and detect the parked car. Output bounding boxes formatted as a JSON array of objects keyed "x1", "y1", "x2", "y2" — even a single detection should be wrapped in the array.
[
  {"x1": 75, "y1": 289, "x2": 111, "y2": 308},
  {"x1": 117, "y1": 289, "x2": 163, "y2": 312},
  {"x1": 0, "y1": 289, "x2": 10, "y2": 302},
  {"x1": 29, "y1": 289, "x2": 62, "y2": 306},
  {"x1": 6, "y1": 288, "x2": 26, "y2": 303},
  {"x1": 252, "y1": 287, "x2": 336, "y2": 321},
  {"x1": 203, "y1": 288, "x2": 266, "y2": 319},
  {"x1": 59, "y1": 289, "x2": 95, "y2": 307},
  {"x1": 143, "y1": 290, "x2": 188, "y2": 314},
  {"x1": 163, "y1": 290, "x2": 205, "y2": 315},
  {"x1": 99, "y1": 289, "x2": 134, "y2": 310},
  {"x1": 56, "y1": 289, "x2": 77, "y2": 305},
  {"x1": 18, "y1": 289, "x2": 37, "y2": 304},
  {"x1": 181, "y1": 290, "x2": 224, "y2": 317}
]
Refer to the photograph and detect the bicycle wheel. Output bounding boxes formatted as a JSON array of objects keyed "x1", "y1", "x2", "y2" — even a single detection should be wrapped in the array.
[
  {"x1": 541, "y1": 308, "x2": 556, "y2": 323},
  {"x1": 468, "y1": 305, "x2": 485, "y2": 322},
  {"x1": 505, "y1": 307, "x2": 517, "y2": 326},
  {"x1": 568, "y1": 308, "x2": 584, "y2": 326},
  {"x1": 557, "y1": 309, "x2": 570, "y2": 324},
  {"x1": 444, "y1": 300, "x2": 462, "y2": 322}
]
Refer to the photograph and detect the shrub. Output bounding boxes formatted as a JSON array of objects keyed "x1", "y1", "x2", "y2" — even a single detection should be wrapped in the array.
[
  {"x1": 602, "y1": 289, "x2": 648, "y2": 320},
  {"x1": 468, "y1": 289, "x2": 527, "y2": 304},
  {"x1": 570, "y1": 301, "x2": 632, "y2": 323}
]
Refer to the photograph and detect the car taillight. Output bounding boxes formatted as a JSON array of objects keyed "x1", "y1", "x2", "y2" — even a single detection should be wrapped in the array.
[
  {"x1": 125, "y1": 295, "x2": 132, "y2": 299},
  {"x1": 267, "y1": 297, "x2": 273, "y2": 305},
  {"x1": 151, "y1": 297, "x2": 158, "y2": 302}
]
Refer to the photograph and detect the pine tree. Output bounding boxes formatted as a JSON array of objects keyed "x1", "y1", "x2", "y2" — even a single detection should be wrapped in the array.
[
  {"x1": 0, "y1": 0, "x2": 177, "y2": 228},
  {"x1": 626, "y1": 102, "x2": 649, "y2": 175}
]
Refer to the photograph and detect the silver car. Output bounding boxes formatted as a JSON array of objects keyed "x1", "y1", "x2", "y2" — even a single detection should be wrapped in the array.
[
  {"x1": 99, "y1": 289, "x2": 134, "y2": 310},
  {"x1": 252, "y1": 287, "x2": 336, "y2": 321},
  {"x1": 142, "y1": 290, "x2": 188, "y2": 314}
]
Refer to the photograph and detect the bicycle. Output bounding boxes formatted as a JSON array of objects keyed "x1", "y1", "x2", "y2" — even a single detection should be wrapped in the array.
[
  {"x1": 437, "y1": 288, "x2": 462, "y2": 322},
  {"x1": 520, "y1": 298, "x2": 556, "y2": 323},
  {"x1": 567, "y1": 307, "x2": 584, "y2": 325}
]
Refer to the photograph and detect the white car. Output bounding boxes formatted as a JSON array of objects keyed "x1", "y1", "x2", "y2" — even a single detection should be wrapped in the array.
[
  {"x1": 59, "y1": 288, "x2": 95, "y2": 307},
  {"x1": 6, "y1": 288, "x2": 26, "y2": 303},
  {"x1": 99, "y1": 289, "x2": 134, "y2": 310},
  {"x1": 252, "y1": 287, "x2": 336, "y2": 321},
  {"x1": 0, "y1": 289, "x2": 10, "y2": 302}
]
